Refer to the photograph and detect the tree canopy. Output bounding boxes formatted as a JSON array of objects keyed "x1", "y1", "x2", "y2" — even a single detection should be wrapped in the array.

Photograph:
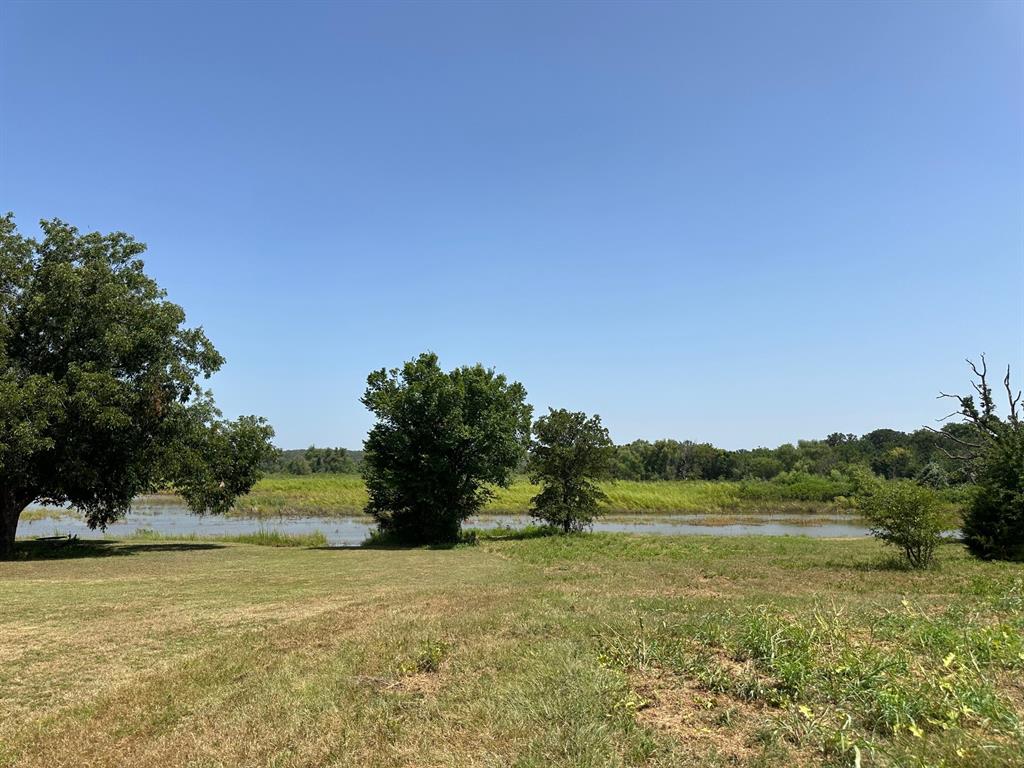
[
  {"x1": 0, "y1": 215, "x2": 275, "y2": 556},
  {"x1": 361, "y1": 352, "x2": 532, "y2": 544}
]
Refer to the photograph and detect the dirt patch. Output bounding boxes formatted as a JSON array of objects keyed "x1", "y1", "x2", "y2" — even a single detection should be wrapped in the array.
[
  {"x1": 352, "y1": 671, "x2": 446, "y2": 697},
  {"x1": 393, "y1": 671, "x2": 444, "y2": 696},
  {"x1": 631, "y1": 668, "x2": 763, "y2": 762},
  {"x1": 629, "y1": 667, "x2": 815, "y2": 766}
]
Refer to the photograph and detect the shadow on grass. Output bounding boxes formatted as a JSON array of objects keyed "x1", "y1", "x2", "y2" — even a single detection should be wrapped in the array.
[
  {"x1": 469, "y1": 524, "x2": 563, "y2": 542},
  {"x1": 7, "y1": 538, "x2": 225, "y2": 561},
  {"x1": 849, "y1": 539, "x2": 965, "y2": 573},
  {"x1": 312, "y1": 541, "x2": 464, "y2": 552},
  {"x1": 849, "y1": 556, "x2": 924, "y2": 572},
  {"x1": 309, "y1": 524, "x2": 564, "y2": 552}
]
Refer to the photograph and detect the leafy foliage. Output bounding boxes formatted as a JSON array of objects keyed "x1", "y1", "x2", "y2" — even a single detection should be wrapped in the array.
[
  {"x1": 964, "y1": 429, "x2": 1024, "y2": 561},
  {"x1": 860, "y1": 480, "x2": 944, "y2": 568},
  {"x1": 361, "y1": 352, "x2": 531, "y2": 544},
  {"x1": 527, "y1": 409, "x2": 614, "y2": 532},
  {"x1": 916, "y1": 461, "x2": 950, "y2": 489},
  {"x1": 0, "y1": 214, "x2": 275, "y2": 555}
]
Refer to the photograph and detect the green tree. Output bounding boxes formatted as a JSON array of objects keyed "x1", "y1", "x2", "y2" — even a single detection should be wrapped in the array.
[
  {"x1": 860, "y1": 480, "x2": 944, "y2": 569},
  {"x1": 967, "y1": 430, "x2": 1024, "y2": 561},
  {"x1": 0, "y1": 215, "x2": 275, "y2": 557},
  {"x1": 527, "y1": 408, "x2": 614, "y2": 533},
  {"x1": 937, "y1": 357, "x2": 1023, "y2": 561},
  {"x1": 361, "y1": 352, "x2": 531, "y2": 544}
]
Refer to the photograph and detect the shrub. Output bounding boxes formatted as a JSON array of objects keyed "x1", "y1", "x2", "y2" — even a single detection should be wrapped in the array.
[{"x1": 860, "y1": 481, "x2": 944, "y2": 568}]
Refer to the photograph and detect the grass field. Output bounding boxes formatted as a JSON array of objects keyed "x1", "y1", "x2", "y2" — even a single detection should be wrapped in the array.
[
  {"x1": 228, "y1": 475, "x2": 855, "y2": 518},
  {"x1": 1, "y1": 533, "x2": 1020, "y2": 767}
]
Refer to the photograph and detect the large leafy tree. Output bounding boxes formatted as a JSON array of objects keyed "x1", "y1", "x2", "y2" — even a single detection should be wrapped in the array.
[
  {"x1": 361, "y1": 352, "x2": 531, "y2": 544},
  {"x1": 0, "y1": 214, "x2": 275, "y2": 556},
  {"x1": 528, "y1": 408, "x2": 614, "y2": 533}
]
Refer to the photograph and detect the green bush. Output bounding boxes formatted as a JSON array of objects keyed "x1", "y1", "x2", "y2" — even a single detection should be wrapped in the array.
[
  {"x1": 738, "y1": 471, "x2": 852, "y2": 503},
  {"x1": 860, "y1": 481, "x2": 944, "y2": 568}
]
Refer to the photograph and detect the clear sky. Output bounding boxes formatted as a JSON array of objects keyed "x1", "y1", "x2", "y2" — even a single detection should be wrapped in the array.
[{"x1": 2, "y1": 1, "x2": 1022, "y2": 450}]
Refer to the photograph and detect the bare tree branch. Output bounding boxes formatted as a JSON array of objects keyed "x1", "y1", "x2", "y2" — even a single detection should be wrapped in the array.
[
  {"x1": 922, "y1": 425, "x2": 982, "y2": 449},
  {"x1": 935, "y1": 443, "x2": 973, "y2": 463},
  {"x1": 967, "y1": 355, "x2": 987, "y2": 380},
  {"x1": 1005, "y1": 365, "x2": 1021, "y2": 424}
]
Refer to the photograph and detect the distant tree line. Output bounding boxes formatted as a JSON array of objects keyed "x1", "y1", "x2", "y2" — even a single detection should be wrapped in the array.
[
  {"x1": 608, "y1": 425, "x2": 973, "y2": 486},
  {"x1": 262, "y1": 446, "x2": 361, "y2": 475},
  {"x1": 266, "y1": 426, "x2": 969, "y2": 490}
]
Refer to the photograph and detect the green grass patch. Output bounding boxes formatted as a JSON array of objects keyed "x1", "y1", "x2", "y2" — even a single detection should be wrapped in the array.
[{"x1": 122, "y1": 527, "x2": 328, "y2": 548}]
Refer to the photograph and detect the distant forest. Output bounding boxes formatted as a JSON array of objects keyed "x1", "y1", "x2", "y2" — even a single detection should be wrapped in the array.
[
  {"x1": 265, "y1": 447, "x2": 364, "y2": 476},
  {"x1": 266, "y1": 423, "x2": 970, "y2": 488}
]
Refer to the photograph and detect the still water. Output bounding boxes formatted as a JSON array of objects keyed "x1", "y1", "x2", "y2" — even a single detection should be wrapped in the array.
[{"x1": 19, "y1": 503, "x2": 873, "y2": 546}]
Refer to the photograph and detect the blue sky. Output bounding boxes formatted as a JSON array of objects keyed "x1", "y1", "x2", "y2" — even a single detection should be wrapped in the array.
[{"x1": 2, "y1": 1, "x2": 1021, "y2": 450}]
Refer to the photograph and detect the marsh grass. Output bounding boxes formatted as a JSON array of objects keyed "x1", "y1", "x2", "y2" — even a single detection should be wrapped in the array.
[
  {"x1": 230, "y1": 475, "x2": 864, "y2": 518},
  {"x1": 122, "y1": 527, "x2": 328, "y2": 548},
  {"x1": 18, "y1": 508, "x2": 78, "y2": 523}
]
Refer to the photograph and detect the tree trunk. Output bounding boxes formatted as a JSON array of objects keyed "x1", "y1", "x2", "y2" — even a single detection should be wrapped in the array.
[{"x1": 0, "y1": 490, "x2": 28, "y2": 559}]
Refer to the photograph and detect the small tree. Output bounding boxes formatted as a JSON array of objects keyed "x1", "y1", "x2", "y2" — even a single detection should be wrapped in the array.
[
  {"x1": 0, "y1": 215, "x2": 275, "y2": 556},
  {"x1": 860, "y1": 481, "x2": 944, "y2": 568},
  {"x1": 527, "y1": 408, "x2": 614, "y2": 533},
  {"x1": 931, "y1": 357, "x2": 1023, "y2": 561},
  {"x1": 361, "y1": 352, "x2": 532, "y2": 544}
]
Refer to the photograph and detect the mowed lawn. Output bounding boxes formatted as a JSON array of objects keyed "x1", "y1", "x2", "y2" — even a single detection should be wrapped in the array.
[{"x1": 1, "y1": 535, "x2": 1022, "y2": 767}]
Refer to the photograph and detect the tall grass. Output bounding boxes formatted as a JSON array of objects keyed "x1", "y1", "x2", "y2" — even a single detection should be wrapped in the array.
[{"x1": 122, "y1": 527, "x2": 328, "y2": 548}]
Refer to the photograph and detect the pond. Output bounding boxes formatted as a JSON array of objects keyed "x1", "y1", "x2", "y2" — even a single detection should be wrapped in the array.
[{"x1": 19, "y1": 503, "x2": 875, "y2": 545}]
